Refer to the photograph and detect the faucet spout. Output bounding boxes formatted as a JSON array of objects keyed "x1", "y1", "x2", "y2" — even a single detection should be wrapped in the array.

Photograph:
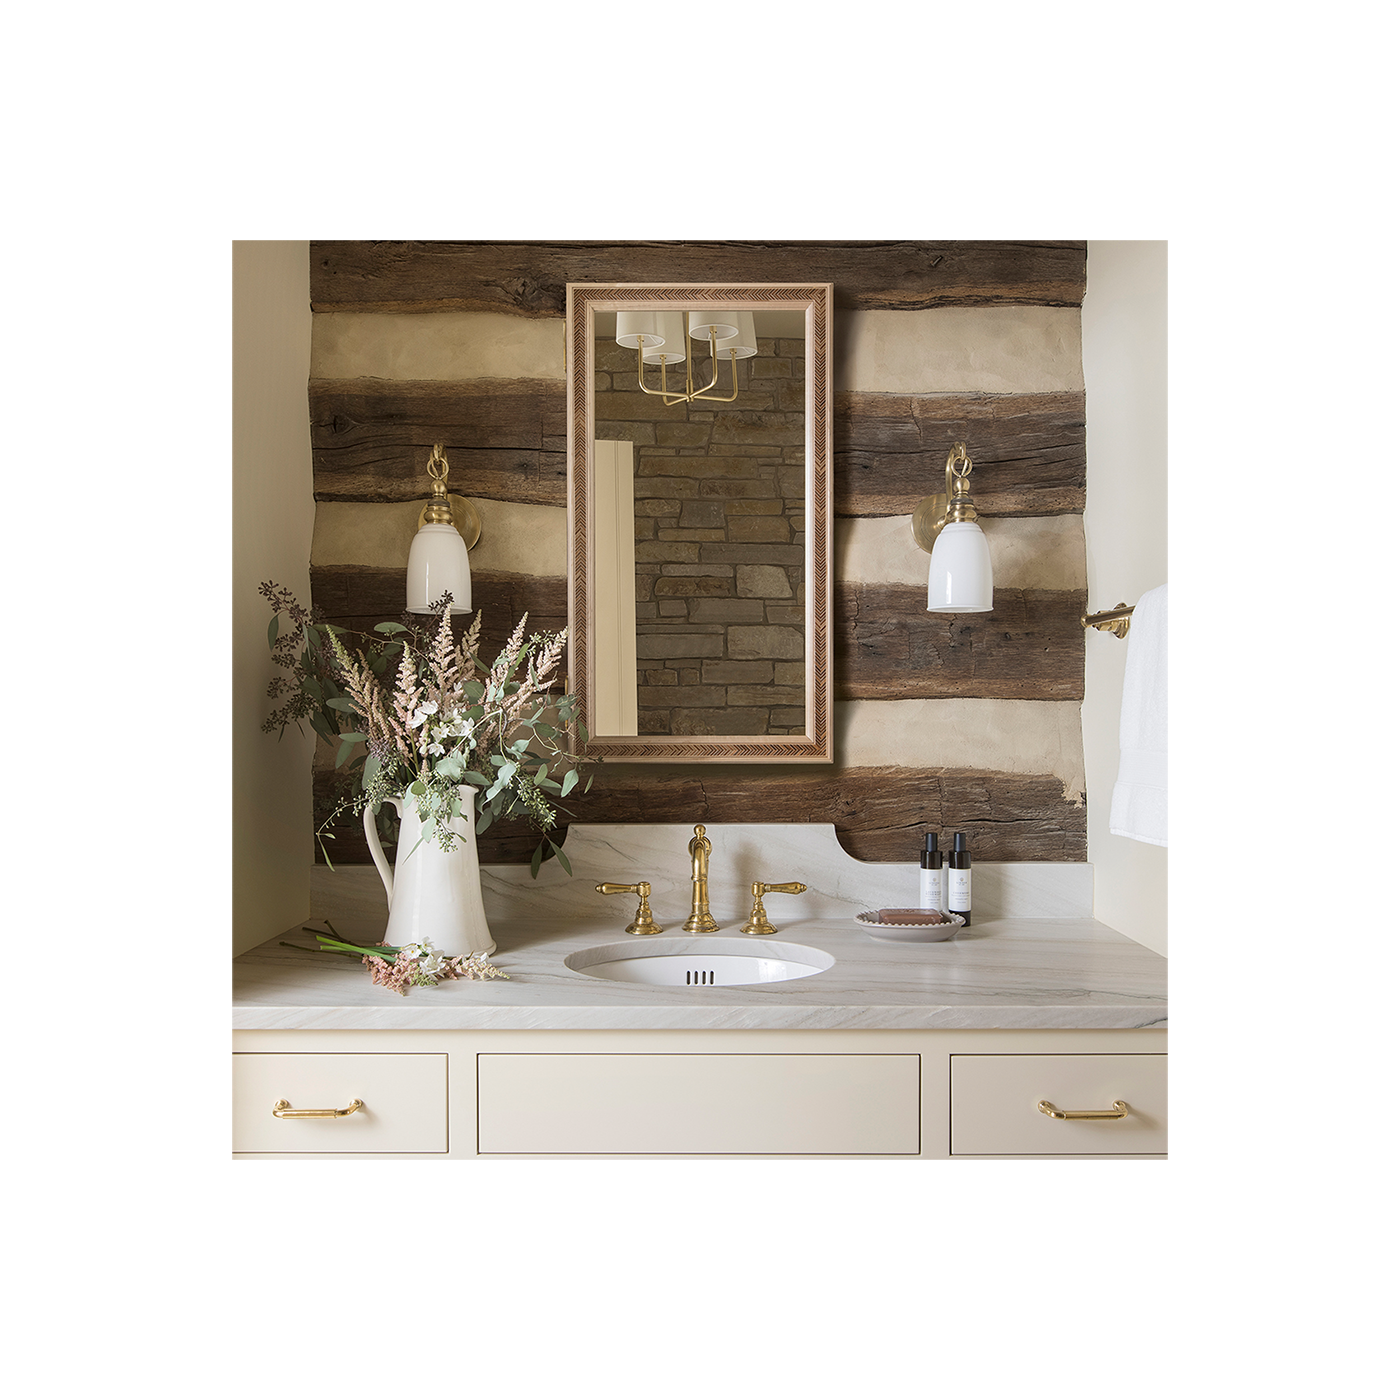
[{"x1": 683, "y1": 823, "x2": 720, "y2": 933}]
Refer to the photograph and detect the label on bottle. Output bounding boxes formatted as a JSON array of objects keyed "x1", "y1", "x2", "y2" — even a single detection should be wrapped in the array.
[
  {"x1": 948, "y1": 867, "x2": 972, "y2": 913},
  {"x1": 919, "y1": 869, "x2": 941, "y2": 910}
]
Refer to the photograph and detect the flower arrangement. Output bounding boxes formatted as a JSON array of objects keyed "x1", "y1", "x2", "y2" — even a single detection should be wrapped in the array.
[
  {"x1": 260, "y1": 582, "x2": 592, "y2": 875},
  {"x1": 282, "y1": 922, "x2": 509, "y2": 996}
]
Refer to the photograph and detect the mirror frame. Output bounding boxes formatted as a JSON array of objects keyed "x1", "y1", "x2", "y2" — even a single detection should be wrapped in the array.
[{"x1": 567, "y1": 282, "x2": 833, "y2": 763}]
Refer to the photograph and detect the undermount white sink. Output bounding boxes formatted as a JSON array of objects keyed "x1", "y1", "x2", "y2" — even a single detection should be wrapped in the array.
[{"x1": 565, "y1": 937, "x2": 834, "y2": 987}]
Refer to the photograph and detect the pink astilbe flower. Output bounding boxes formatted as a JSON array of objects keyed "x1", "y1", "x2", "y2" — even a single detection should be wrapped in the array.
[
  {"x1": 428, "y1": 604, "x2": 463, "y2": 712},
  {"x1": 362, "y1": 948, "x2": 416, "y2": 995},
  {"x1": 390, "y1": 642, "x2": 424, "y2": 767}
]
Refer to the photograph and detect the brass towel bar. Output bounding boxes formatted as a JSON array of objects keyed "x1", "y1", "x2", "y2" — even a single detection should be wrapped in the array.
[{"x1": 1081, "y1": 602, "x2": 1135, "y2": 638}]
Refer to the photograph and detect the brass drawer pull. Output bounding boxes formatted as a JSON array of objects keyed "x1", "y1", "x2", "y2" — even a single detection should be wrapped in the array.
[
  {"x1": 1037, "y1": 1099, "x2": 1129, "y2": 1120},
  {"x1": 272, "y1": 1098, "x2": 364, "y2": 1119}
]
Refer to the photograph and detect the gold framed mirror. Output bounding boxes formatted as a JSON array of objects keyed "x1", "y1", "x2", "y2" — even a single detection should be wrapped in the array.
[{"x1": 567, "y1": 282, "x2": 833, "y2": 762}]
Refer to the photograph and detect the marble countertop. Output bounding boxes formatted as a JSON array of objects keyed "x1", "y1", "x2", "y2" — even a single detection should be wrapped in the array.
[
  {"x1": 233, "y1": 828, "x2": 1166, "y2": 1031},
  {"x1": 234, "y1": 908, "x2": 1167, "y2": 1033}
]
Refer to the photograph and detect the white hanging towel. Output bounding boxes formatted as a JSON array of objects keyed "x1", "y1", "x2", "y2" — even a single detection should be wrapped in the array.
[{"x1": 1109, "y1": 583, "x2": 1168, "y2": 846}]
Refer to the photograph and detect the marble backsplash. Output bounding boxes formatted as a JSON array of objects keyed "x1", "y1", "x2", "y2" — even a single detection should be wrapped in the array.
[{"x1": 312, "y1": 824, "x2": 1092, "y2": 940}]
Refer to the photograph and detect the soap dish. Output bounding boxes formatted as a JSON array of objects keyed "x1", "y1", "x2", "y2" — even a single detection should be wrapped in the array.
[{"x1": 854, "y1": 911, "x2": 965, "y2": 943}]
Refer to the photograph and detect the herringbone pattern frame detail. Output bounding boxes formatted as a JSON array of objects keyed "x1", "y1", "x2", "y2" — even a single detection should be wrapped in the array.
[{"x1": 566, "y1": 284, "x2": 833, "y2": 763}]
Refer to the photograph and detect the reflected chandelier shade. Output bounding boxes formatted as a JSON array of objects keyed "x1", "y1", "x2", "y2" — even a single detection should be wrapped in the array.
[
  {"x1": 406, "y1": 443, "x2": 479, "y2": 614},
  {"x1": 914, "y1": 442, "x2": 994, "y2": 614},
  {"x1": 616, "y1": 308, "x2": 758, "y2": 406}
]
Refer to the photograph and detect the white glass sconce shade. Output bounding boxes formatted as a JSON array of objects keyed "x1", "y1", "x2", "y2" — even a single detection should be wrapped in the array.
[
  {"x1": 641, "y1": 311, "x2": 689, "y2": 365},
  {"x1": 926, "y1": 521, "x2": 993, "y2": 613},
  {"x1": 407, "y1": 523, "x2": 472, "y2": 613},
  {"x1": 713, "y1": 310, "x2": 758, "y2": 358},
  {"x1": 688, "y1": 308, "x2": 741, "y2": 340},
  {"x1": 616, "y1": 311, "x2": 663, "y2": 349}
]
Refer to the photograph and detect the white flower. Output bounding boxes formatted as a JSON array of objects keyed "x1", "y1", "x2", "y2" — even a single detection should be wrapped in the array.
[
  {"x1": 399, "y1": 942, "x2": 424, "y2": 959},
  {"x1": 408, "y1": 701, "x2": 439, "y2": 730},
  {"x1": 426, "y1": 742, "x2": 445, "y2": 756},
  {"x1": 417, "y1": 952, "x2": 446, "y2": 978}
]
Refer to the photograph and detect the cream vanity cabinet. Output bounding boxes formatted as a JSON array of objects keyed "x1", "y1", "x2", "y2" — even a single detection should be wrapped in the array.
[{"x1": 232, "y1": 1027, "x2": 1166, "y2": 1160}]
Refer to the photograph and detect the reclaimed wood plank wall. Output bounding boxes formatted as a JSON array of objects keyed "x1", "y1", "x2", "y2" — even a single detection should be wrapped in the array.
[{"x1": 306, "y1": 240, "x2": 1088, "y2": 864}]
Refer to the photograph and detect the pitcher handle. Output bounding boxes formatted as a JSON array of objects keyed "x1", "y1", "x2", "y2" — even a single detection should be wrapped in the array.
[{"x1": 363, "y1": 795, "x2": 403, "y2": 909}]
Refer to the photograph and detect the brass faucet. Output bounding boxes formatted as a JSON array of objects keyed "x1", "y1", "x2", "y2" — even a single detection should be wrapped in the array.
[{"x1": 683, "y1": 824, "x2": 720, "y2": 933}]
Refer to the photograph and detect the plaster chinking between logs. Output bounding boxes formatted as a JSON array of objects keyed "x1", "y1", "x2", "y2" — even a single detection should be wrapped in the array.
[{"x1": 304, "y1": 241, "x2": 1089, "y2": 866}]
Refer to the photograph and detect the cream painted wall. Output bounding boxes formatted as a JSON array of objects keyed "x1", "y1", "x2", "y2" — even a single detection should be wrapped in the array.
[
  {"x1": 233, "y1": 242, "x2": 317, "y2": 957},
  {"x1": 1081, "y1": 242, "x2": 1168, "y2": 955}
]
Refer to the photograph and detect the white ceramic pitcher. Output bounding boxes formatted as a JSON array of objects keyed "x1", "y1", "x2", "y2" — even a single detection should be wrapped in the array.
[{"x1": 363, "y1": 787, "x2": 496, "y2": 958}]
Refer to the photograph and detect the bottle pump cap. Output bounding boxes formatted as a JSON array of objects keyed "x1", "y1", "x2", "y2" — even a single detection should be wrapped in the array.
[
  {"x1": 920, "y1": 833, "x2": 941, "y2": 869},
  {"x1": 953, "y1": 832, "x2": 968, "y2": 852}
]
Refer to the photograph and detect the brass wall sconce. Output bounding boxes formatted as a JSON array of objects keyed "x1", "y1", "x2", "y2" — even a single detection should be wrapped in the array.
[
  {"x1": 406, "y1": 443, "x2": 482, "y2": 614},
  {"x1": 912, "y1": 442, "x2": 994, "y2": 613}
]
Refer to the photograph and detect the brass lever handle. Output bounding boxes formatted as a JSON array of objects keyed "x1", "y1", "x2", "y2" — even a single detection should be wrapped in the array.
[
  {"x1": 741, "y1": 880, "x2": 808, "y2": 936},
  {"x1": 1037, "y1": 1099, "x2": 1129, "y2": 1120},
  {"x1": 595, "y1": 880, "x2": 662, "y2": 935},
  {"x1": 272, "y1": 1098, "x2": 364, "y2": 1119}
]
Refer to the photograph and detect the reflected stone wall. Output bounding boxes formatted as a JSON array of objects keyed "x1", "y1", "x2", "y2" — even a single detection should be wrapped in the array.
[{"x1": 594, "y1": 336, "x2": 807, "y2": 735}]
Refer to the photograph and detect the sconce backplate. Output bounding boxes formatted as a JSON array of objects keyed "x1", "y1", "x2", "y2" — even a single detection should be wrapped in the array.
[
  {"x1": 911, "y1": 493, "x2": 949, "y2": 553},
  {"x1": 418, "y1": 493, "x2": 482, "y2": 551}
]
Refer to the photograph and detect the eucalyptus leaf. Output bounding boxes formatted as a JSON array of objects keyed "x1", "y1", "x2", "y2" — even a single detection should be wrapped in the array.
[
  {"x1": 326, "y1": 697, "x2": 357, "y2": 712},
  {"x1": 267, "y1": 615, "x2": 279, "y2": 649},
  {"x1": 530, "y1": 841, "x2": 543, "y2": 878},
  {"x1": 435, "y1": 753, "x2": 465, "y2": 780},
  {"x1": 462, "y1": 771, "x2": 489, "y2": 787},
  {"x1": 560, "y1": 769, "x2": 578, "y2": 797},
  {"x1": 373, "y1": 621, "x2": 410, "y2": 634},
  {"x1": 475, "y1": 807, "x2": 492, "y2": 835},
  {"x1": 584, "y1": 774, "x2": 593, "y2": 793}
]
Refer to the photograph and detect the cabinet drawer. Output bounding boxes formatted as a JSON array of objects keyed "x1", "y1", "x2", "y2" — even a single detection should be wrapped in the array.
[
  {"x1": 951, "y1": 1054, "x2": 1166, "y2": 1156},
  {"x1": 477, "y1": 1054, "x2": 921, "y2": 1155},
  {"x1": 233, "y1": 1054, "x2": 447, "y2": 1154}
]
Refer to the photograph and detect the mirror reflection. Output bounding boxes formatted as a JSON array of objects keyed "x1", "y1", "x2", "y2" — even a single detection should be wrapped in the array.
[{"x1": 591, "y1": 306, "x2": 809, "y2": 738}]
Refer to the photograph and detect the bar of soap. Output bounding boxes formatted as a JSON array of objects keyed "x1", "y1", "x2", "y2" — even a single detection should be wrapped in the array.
[{"x1": 876, "y1": 908, "x2": 950, "y2": 925}]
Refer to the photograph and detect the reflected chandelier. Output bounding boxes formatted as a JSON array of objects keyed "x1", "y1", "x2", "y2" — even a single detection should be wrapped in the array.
[{"x1": 615, "y1": 309, "x2": 759, "y2": 406}]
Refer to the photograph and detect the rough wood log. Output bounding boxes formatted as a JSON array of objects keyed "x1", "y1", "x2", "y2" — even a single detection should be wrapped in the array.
[
  {"x1": 310, "y1": 566, "x2": 568, "y2": 653},
  {"x1": 314, "y1": 763, "x2": 1086, "y2": 866},
  {"x1": 837, "y1": 390, "x2": 1086, "y2": 517},
  {"x1": 311, "y1": 568, "x2": 1082, "y2": 703},
  {"x1": 310, "y1": 241, "x2": 1086, "y2": 315},
  {"x1": 311, "y1": 379, "x2": 1083, "y2": 518},
  {"x1": 310, "y1": 379, "x2": 566, "y2": 505},
  {"x1": 836, "y1": 585, "x2": 1086, "y2": 701}
]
